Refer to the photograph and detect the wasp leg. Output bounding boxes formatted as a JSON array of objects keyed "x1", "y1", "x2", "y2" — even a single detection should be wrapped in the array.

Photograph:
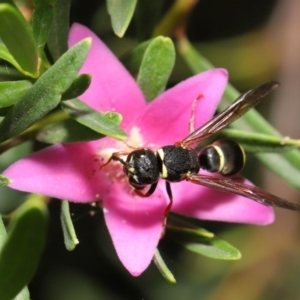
[
  {"x1": 189, "y1": 94, "x2": 204, "y2": 133},
  {"x1": 159, "y1": 181, "x2": 173, "y2": 238},
  {"x1": 136, "y1": 181, "x2": 173, "y2": 218},
  {"x1": 134, "y1": 181, "x2": 158, "y2": 198},
  {"x1": 100, "y1": 151, "x2": 129, "y2": 169},
  {"x1": 164, "y1": 181, "x2": 173, "y2": 217},
  {"x1": 135, "y1": 181, "x2": 173, "y2": 239}
]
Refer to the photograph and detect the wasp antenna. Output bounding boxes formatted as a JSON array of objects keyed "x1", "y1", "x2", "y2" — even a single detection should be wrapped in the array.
[
  {"x1": 100, "y1": 152, "x2": 128, "y2": 169},
  {"x1": 189, "y1": 94, "x2": 204, "y2": 133},
  {"x1": 124, "y1": 142, "x2": 136, "y2": 149}
]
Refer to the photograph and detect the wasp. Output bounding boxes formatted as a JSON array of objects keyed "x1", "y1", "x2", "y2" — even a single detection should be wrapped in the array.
[{"x1": 103, "y1": 81, "x2": 300, "y2": 215}]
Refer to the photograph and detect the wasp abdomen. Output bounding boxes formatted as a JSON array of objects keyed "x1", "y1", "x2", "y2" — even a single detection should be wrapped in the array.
[
  {"x1": 199, "y1": 140, "x2": 245, "y2": 176},
  {"x1": 157, "y1": 145, "x2": 200, "y2": 182}
]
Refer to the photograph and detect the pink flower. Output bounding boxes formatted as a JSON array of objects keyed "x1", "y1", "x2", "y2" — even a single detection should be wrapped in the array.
[{"x1": 3, "y1": 24, "x2": 274, "y2": 276}]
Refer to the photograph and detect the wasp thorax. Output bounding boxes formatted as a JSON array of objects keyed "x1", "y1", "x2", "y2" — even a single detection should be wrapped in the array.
[
  {"x1": 157, "y1": 145, "x2": 200, "y2": 182},
  {"x1": 199, "y1": 140, "x2": 245, "y2": 176},
  {"x1": 124, "y1": 148, "x2": 160, "y2": 189}
]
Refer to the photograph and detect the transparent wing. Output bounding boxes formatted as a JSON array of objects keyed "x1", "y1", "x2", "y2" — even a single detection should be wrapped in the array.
[
  {"x1": 187, "y1": 173, "x2": 300, "y2": 211},
  {"x1": 182, "y1": 81, "x2": 279, "y2": 147}
]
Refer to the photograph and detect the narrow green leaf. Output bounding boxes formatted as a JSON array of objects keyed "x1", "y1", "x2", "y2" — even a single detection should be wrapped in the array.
[
  {"x1": 219, "y1": 129, "x2": 300, "y2": 152},
  {"x1": 167, "y1": 223, "x2": 214, "y2": 239},
  {"x1": 178, "y1": 37, "x2": 300, "y2": 190},
  {"x1": 167, "y1": 216, "x2": 241, "y2": 260},
  {"x1": 0, "y1": 194, "x2": 48, "y2": 300},
  {"x1": 0, "y1": 3, "x2": 39, "y2": 77},
  {"x1": 106, "y1": 0, "x2": 137, "y2": 37},
  {"x1": 0, "y1": 38, "x2": 91, "y2": 142},
  {"x1": 32, "y1": 0, "x2": 55, "y2": 49},
  {"x1": 120, "y1": 39, "x2": 151, "y2": 72},
  {"x1": 0, "y1": 219, "x2": 29, "y2": 300},
  {"x1": 61, "y1": 74, "x2": 92, "y2": 100},
  {"x1": 0, "y1": 175, "x2": 11, "y2": 186},
  {"x1": 36, "y1": 119, "x2": 104, "y2": 143},
  {"x1": 14, "y1": 286, "x2": 30, "y2": 300},
  {"x1": 177, "y1": 36, "x2": 213, "y2": 74},
  {"x1": 0, "y1": 81, "x2": 32, "y2": 108},
  {"x1": 0, "y1": 217, "x2": 6, "y2": 251},
  {"x1": 121, "y1": 36, "x2": 175, "y2": 100},
  {"x1": 0, "y1": 45, "x2": 29, "y2": 76},
  {"x1": 137, "y1": 36, "x2": 175, "y2": 101},
  {"x1": 167, "y1": 214, "x2": 214, "y2": 239},
  {"x1": 60, "y1": 201, "x2": 79, "y2": 251},
  {"x1": 47, "y1": 0, "x2": 70, "y2": 61},
  {"x1": 0, "y1": 64, "x2": 23, "y2": 79},
  {"x1": 178, "y1": 234, "x2": 242, "y2": 260},
  {"x1": 61, "y1": 98, "x2": 127, "y2": 140},
  {"x1": 153, "y1": 249, "x2": 176, "y2": 284}
]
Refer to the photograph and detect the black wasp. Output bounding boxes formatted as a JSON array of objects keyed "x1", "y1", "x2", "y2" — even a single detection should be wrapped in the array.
[{"x1": 103, "y1": 81, "x2": 300, "y2": 215}]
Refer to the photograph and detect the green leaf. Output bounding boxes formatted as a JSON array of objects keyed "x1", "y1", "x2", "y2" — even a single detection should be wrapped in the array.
[
  {"x1": 61, "y1": 98, "x2": 127, "y2": 140},
  {"x1": 60, "y1": 201, "x2": 78, "y2": 251},
  {"x1": 14, "y1": 286, "x2": 30, "y2": 300},
  {"x1": 36, "y1": 119, "x2": 104, "y2": 143},
  {"x1": 167, "y1": 216, "x2": 241, "y2": 260},
  {"x1": 0, "y1": 38, "x2": 91, "y2": 142},
  {"x1": 178, "y1": 234, "x2": 241, "y2": 260},
  {"x1": 170, "y1": 230, "x2": 240, "y2": 260},
  {"x1": 47, "y1": 0, "x2": 71, "y2": 61},
  {"x1": 153, "y1": 249, "x2": 176, "y2": 284},
  {"x1": 0, "y1": 216, "x2": 30, "y2": 299},
  {"x1": 121, "y1": 36, "x2": 175, "y2": 100},
  {"x1": 61, "y1": 74, "x2": 92, "y2": 100},
  {"x1": 219, "y1": 129, "x2": 300, "y2": 152},
  {"x1": 0, "y1": 45, "x2": 31, "y2": 76},
  {"x1": 120, "y1": 39, "x2": 151, "y2": 72},
  {"x1": 0, "y1": 194, "x2": 48, "y2": 300},
  {"x1": 0, "y1": 175, "x2": 10, "y2": 186},
  {"x1": 137, "y1": 36, "x2": 175, "y2": 101},
  {"x1": 32, "y1": 0, "x2": 55, "y2": 49},
  {"x1": 167, "y1": 223, "x2": 214, "y2": 239},
  {"x1": 0, "y1": 80, "x2": 32, "y2": 108},
  {"x1": 106, "y1": 0, "x2": 137, "y2": 37},
  {"x1": 0, "y1": 3, "x2": 39, "y2": 77},
  {"x1": 0, "y1": 64, "x2": 23, "y2": 79},
  {"x1": 177, "y1": 36, "x2": 213, "y2": 74},
  {"x1": 178, "y1": 37, "x2": 300, "y2": 190},
  {"x1": 0, "y1": 216, "x2": 6, "y2": 251},
  {"x1": 167, "y1": 214, "x2": 214, "y2": 239}
]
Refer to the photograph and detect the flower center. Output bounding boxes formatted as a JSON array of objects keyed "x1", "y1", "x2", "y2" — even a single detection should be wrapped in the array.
[
  {"x1": 99, "y1": 126, "x2": 146, "y2": 161},
  {"x1": 98, "y1": 126, "x2": 155, "y2": 189}
]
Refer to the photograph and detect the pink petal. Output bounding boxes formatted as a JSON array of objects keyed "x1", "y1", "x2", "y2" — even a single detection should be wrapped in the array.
[
  {"x1": 68, "y1": 23, "x2": 146, "y2": 129},
  {"x1": 102, "y1": 183, "x2": 167, "y2": 276},
  {"x1": 3, "y1": 142, "x2": 105, "y2": 202},
  {"x1": 136, "y1": 69, "x2": 228, "y2": 146},
  {"x1": 171, "y1": 176, "x2": 274, "y2": 225}
]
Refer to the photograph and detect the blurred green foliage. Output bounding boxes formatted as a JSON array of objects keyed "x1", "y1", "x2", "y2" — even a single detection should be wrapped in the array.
[{"x1": 1, "y1": 1, "x2": 300, "y2": 300}]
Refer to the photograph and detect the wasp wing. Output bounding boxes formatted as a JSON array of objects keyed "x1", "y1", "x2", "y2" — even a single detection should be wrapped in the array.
[
  {"x1": 182, "y1": 81, "x2": 279, "y2": 147},
  {"x1": 187, "y1": 173, "x2": 300, "y2": 211}
]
